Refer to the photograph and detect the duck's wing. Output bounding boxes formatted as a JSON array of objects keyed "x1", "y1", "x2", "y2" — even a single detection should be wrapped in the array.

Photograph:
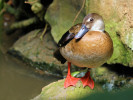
[
  {"x1": 54, "y1": 31, "x2": 74, "y2": 64},
  {"x1": 54, "y1": 23, "x2": 82, "y2": 64},
  {"x1": 104, "y1": 30, "x2": 111, "y2": 37},
  {"x1": 58, "y1": 23, "x2": 82, "y2": 47},
  {"x1": 58, "y1": 31, "x2": 75, "y2": 47}
]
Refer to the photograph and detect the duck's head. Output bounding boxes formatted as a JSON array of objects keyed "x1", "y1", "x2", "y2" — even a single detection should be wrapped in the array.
[{"x1": 75, "y1": 13, "x2": 105, "y2": 39}]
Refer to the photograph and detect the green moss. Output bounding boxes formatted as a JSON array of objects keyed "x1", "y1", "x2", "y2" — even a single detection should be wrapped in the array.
[
  {"x1": 105, "y1": 20, "x2": 133, "y2": 66},
  {"x1": 95, "y1": 67, "x2": 107, "y2": 76},
  {"x1": 8, "y1": 49, "x2": 62, "y2": 76},
  {"x1": 40, "y1": 79, "x2": 102, "y2": 100}
]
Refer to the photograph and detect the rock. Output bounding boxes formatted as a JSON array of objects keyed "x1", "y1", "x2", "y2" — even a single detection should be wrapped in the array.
[
  {"x1": 8, "y1": 29, "x2": 80, "y2": 76},
  {"x1": 8, "y1": 30, "x2": 64, "y2": 76},
  {"x1": 33, "y1": 79, "x2": 102, "y2": 100},
  {"x1": 32, "y1": 67, "x2": 133, "y2": 100},
  {"x1": 31, "y1": 95, "x2": 41, "y2": 100},
  {"x1": 91, "y1": 66, "x2": 133, "y2": 91},
  {"x1": 33, "y1": 85, "x2": 133, "y2": 100},
  {"x1": 45, "y1": 0, "x2": 85, "y2": 43}
]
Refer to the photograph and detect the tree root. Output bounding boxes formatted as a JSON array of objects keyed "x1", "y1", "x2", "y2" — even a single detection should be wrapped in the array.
[
  {"x1": 10, "y1": 17, "x2": 38, "y2": 30},
  {"x1": 40, "y1": 23, "x2": 48, "y2": 40}
]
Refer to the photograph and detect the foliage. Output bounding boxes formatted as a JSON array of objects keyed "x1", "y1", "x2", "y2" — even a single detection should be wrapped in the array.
[{"x1": 0, "y1": 0, "x2": 4, "y2": 11}]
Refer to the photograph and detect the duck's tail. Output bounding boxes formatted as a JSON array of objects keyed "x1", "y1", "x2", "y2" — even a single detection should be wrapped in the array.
[{"x1": 53, "y1": 49, "x2": 66, "y2": 64}]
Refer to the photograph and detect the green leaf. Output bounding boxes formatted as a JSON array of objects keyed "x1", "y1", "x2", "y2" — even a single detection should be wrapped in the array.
[{"x1": 0, "y1": 0, "x2": 4, "y2": 11}]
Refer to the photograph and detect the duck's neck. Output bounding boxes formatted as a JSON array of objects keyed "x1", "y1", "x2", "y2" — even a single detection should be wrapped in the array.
[
  {"x1": 89, "y1": 20, "x2": 105, "y2": 32},
  {"x1": 90, "y1": 29, "x2": 104, "y2": 32}
]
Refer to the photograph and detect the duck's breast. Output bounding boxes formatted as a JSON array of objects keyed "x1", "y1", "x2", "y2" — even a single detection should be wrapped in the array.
[{"x1": 60, "y1": 31, "x2": 113, "y2": 68}]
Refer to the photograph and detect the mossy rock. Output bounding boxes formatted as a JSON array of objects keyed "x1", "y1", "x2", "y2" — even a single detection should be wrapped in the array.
[
  {"x1": 86, "y1": 0, "x2": 133, "y2": 67},
  {"x1": 8, "y1": 30, "x2": 80, "y2": 76},
  {"x1": 39, "y1": 79, "x2": 102, "y2": 100},
  {"x1": 91, "y1": 66, "x2": 133, "y2": 91},
  {"x1": 32, "y1": 68, "x2": 133, "y2": 100},
  {"x1": 8, "y1": 29, "x2": 64, "y2": 76}
]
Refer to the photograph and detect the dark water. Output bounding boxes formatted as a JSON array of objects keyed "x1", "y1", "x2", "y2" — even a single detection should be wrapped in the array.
[{"x1": 0, "y1": 52, "x2": 60, "y2": 100}]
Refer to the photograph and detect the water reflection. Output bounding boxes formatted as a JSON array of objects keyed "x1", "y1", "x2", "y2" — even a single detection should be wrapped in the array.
[{"x1": 0, "y1": 52, "x2": 60, "y2": 100}]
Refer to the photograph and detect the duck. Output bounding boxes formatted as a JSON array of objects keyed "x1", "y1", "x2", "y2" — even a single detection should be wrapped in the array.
[{"x1": 54, "y1": 13, "x2": 113, "y2": 89}]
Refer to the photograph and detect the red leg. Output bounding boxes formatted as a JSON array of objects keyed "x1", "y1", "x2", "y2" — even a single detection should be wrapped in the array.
[
  {"x1": 64, "y1": 62, "x2": 80, "y2": 88},
  {"x1": 81, "y1": 71, "x2": 94, "y2": 89}
]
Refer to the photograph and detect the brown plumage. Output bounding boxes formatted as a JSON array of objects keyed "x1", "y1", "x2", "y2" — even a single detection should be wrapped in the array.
[
  {"x1": 54, "y1": 24, "x2": 113, "y2": 68},
  {"x1": 60, "y1": 30, "x2": 113, "y2": 68}
]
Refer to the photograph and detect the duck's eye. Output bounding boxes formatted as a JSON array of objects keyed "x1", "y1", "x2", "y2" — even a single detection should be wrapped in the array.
[{"x1": 90, "y1": 18, "x2": 94, "y2": 22}]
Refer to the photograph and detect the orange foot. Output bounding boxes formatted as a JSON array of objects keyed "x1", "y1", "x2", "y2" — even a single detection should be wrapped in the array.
[
  {"x1": 64, "y1": 62, "x2": 80, "y2": 88},
  {"x1": 64, "y1": 74, "x2": 80, "y2": 88},
  {"x1": 81, "y1": 71, "x2": 94, "y2": 89}
]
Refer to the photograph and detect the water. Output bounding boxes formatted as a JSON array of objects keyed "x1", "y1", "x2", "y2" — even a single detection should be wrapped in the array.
[{"x1": 0, "y1": 52, "x2": 60, "y2": 100}]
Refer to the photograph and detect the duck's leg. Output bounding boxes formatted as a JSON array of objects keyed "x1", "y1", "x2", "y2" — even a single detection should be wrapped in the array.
[
  {"x1": 64, "y1": 62, "x2": 80, "y2": 88},
  {"x1": 81, "y1": 71, "x2": 94, "y2": 89}
]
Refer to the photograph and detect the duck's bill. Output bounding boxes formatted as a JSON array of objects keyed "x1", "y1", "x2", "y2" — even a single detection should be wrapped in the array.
[{"x1": 74, "y1": 24, "x2": 89, "y2": 39}]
